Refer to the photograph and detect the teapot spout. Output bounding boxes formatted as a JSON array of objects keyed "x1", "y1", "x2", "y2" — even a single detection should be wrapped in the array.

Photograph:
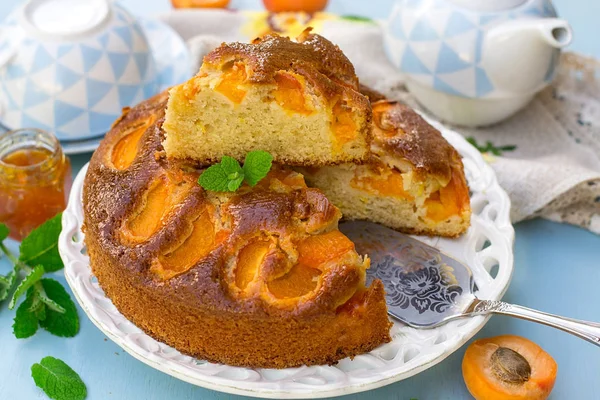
[{"x1": 536, "y1": 18, "x2": 572, "y2": 49}]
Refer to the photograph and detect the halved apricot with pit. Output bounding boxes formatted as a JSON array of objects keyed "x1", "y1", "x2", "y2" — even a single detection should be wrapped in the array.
[
  {"x1": 462, "y1": 335, "x2": 557, "y2": 400},
  {"x1": 297, "y1": 230, "x2": 355, "y2": 268},
  {"x1": 235, "y1": 239, "x2": 271, "y2": 290},
  {"x1": 111, "y1": 116, "x2": 156, "y2": 170},
  {"x1": 215, "y1": 61, "x2": 248, "y2": 104},
  {"x1": 267, "y1": 264, "x2": 321, "y2": 299}
]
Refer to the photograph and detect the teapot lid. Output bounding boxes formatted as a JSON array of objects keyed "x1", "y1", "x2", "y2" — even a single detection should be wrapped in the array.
[{"x1": 447, "y1": 0, "x2": 527, "y2": 12}]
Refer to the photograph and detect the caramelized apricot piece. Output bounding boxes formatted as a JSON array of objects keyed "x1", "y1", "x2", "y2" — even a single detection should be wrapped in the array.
[
  {"x1": 425, "y1": 169, "x2": 469, "y2": 222},
  {"x1": 332, "y1": 101, "x2": 357, "y2": 147},
  {"x1": 267, "y1": 264, "x2": 321, "y2": 299},
  {"x1": 235, "y1": 240, "x2": 271, "y2": 290},
  {"x1": 215, "y1": 62, "x2": 247, "y2": 104},
  {"x1": 122, "y1": 178, "x2": 170, "y2": 241},
  {"x1": 154, "y1": 209, "x2": 217, "y2": 279},
  {"x1": 273, "y1": 72, "x2": 312, "y2": 115},
  {"x1": 297, "y1": 231, "x2": 355, "y2": 268},
  {"x1": 462, "y1": 335, "x2": 557, "y2": 400},
  {"x1": 351, "y1": 167, "x2": 412, "y2": 199},
  {"x1": 257, "y1": 167, "x2": 307, "y2": 190},
  {"x1": 111, "y1": 117, "x2": 156, "y2": 170}
]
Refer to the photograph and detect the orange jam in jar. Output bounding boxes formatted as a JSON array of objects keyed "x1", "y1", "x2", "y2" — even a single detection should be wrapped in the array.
[{"x1": 0, "y1": 129, "x2": 72, "y2": 240}]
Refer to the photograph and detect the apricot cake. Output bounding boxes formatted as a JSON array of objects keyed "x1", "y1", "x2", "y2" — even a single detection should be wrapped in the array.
[
  {"x1": 83, "y1": 92, "x2": 391, "y2": 369},
  {"x1": 162, "y1": 29, "x2": 372, "y2": 166},
  {"x1": 300, "y1": 99, "x2": 471, "y2": 237}
]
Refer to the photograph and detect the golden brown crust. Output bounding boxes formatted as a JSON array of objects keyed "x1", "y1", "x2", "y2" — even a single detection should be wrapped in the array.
[
  {"x1": 358, "y1": 84, "x2": 387, "y2": 103},
  {"x1": 370, "y1": 100, "x2": 462, "y2": 183},
  {"x1": 83, "y1": 92, "x2": 391, "y2": 368},
  {"x1": 204, "y1": 29, "x2": 359, "y2": 88}
]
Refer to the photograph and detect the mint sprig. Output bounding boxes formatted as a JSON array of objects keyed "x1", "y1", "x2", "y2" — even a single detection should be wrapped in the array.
[
  {"x1": 199, "y1": 151, "x2": 274, "y2": 192},
  {"x1": 466, "y1": 137, "x2": 517, "y2": 156},
  {"x1": 31, "y1": 356, "x2": 87, "y2": 400},
  {"x1": 0, "y1": 214, "x2": 80, "y2": 340}
]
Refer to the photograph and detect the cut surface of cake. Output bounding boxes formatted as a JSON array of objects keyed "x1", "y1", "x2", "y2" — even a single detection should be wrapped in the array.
[
  {"x1": 300, "y1": 99, "x2": 471, "y2": 237},
  {"x1": 83, "y1": 92, "x2": 391, "y2": 369},
  {"x1": 162, "y1": 29, "x2": 372, "y2": 166}
]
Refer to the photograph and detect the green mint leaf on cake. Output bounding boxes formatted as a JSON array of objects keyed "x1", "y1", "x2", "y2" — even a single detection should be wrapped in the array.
[
  {"x1": 38, "y1": 279, "x2": 79, "y2": 338},
  {"x1": 199, "y1": 152, "x2": 274, "y2": 192},
  {"x1": 199, "y1": 156, "x2": 244, "y2": 192},
  {"x1": 31, "y1": 356, "x2": 87, "y2": 400},
  {"x1": 243, "y1": 151, "x2": 274, "y2": 186},
  {"x1": 9, "y1": 264, "x2": 45, "y2": 310},
  {"x1": 13, "y1": 289, "x2": 40, "y2": 338},
  {"x1": 19, "y1": 213, "x2": 64, "y2": 273},
  {"x1": 0, "y1": 223, "x2": 9, "y2": 241}
]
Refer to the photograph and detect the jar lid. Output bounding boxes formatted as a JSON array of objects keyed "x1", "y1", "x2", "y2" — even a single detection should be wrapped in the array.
[
  {"x1": 21, "y1": 0, "x2": 111, "y2": 40},
  {"x1": 447, "y1": 0, "x2": 527, "y2": 12}
]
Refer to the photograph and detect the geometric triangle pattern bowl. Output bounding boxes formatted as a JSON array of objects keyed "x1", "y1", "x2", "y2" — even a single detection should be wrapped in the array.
[
  {"x1": 59, "y1": 121, "x2": 514, "y2": 398},
  {"x1": 0, "y1": 4, "x2": 161, "y2": 141}
]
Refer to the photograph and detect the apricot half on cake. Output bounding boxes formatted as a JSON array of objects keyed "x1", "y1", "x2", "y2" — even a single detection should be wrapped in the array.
[
  {"x1": 162, "y1": 29, "x2": 372, "y2": 166},
  {"x1": 83, "y1": 92, "x2": 391, "y2": 369}
]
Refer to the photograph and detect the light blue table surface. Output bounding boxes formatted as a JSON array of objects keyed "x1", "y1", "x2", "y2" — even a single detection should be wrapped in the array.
[{"x1": 1, "y1": 1, "x2": 599, "y2": 399}]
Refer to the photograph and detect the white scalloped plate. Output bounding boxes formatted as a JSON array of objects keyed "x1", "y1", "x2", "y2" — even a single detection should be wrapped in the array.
[{"x1": 58, "y1": 123, "x2": 514, "y2": 399}]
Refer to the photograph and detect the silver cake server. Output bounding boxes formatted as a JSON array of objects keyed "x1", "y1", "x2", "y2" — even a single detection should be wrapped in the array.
[{"x1": 339, "y1": 221, "x2": 600, "y2": 346}]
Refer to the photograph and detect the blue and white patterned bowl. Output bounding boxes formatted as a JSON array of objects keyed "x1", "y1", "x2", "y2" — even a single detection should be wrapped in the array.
[{"x1": 0, "y1": 0, "x2": 159, "y2": 141}]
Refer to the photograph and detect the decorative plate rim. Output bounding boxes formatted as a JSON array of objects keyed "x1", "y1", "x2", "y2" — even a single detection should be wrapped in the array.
[{"x1": 59, "y1": 123, "x2": 514, "y2": 399}]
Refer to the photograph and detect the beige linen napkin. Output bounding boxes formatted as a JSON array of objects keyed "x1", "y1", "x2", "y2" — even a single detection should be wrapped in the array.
[{"x1": 160, "y1": 10, "x2": 600, "y2": 233}]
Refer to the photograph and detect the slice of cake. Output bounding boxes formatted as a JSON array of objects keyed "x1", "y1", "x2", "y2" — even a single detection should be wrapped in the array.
[
  {"x1": 162, "y1": 29, "x2": 372, "y2": 166},
  {"x1": 300, "y1": 99, "x2": 471, "y2": 237}
]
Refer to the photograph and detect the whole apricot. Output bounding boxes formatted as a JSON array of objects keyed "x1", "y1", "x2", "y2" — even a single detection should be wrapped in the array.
[{"x1": 263, "y1": 0, "x2": 328, "y2": 13}]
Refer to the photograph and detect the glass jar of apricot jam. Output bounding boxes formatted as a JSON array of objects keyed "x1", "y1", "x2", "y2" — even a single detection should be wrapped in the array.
[{"x1": 0, "y1": 129, "x2": 72, "y2": 241}]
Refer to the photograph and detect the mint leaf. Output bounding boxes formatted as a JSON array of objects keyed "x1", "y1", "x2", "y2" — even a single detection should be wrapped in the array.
[
  {"x1": 199, "y1": 156, "x2": 245, "y2": 192},
  {"x1": 0, "y1": 223, "x2": 9, "y2": 241},
  {"x1": 243, "y1": 151, "x2": 273, "y2": 186},
  {"x1": 9, "y1": 265, "x2": 44, "y2": 309},
  {"x1": 198, "y1": 164, "x2": 231, "y2": 192},
  {"x1": 466, "y1": 137, "x2": 516, "y2": 156},
  {"x1": 19, "y1": 213, "x2": 64, "y2": 272},
  {"x1": 31, "y1": 356, "x2": 87, "y2": 400},
  {"x1": 199, "y1": 153, "x2": 274, "y2": 192},
  {"x1": 30, "y1": 290, "x2": 48, "y2": 321},
  {"x1": 0, "y1": 269, "x2": 16, "y2": 301},
  {"x1": 341, "y1": 15, "x2": 375, "y2": 24},
  {"x1": 38, "y1": 279, "x2": 79, "y2": 337},
  {"x1": 221, "y1": 155, "x2": 243, "y2": 176},
  {"x1": 13, "y1": 289, "x2": 39, "y2": 339}
]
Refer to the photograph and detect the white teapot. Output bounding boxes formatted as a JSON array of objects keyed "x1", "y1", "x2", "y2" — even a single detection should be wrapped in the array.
[{"x1": 384, "y1": 0, "x2": 572, "y2": 126}]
